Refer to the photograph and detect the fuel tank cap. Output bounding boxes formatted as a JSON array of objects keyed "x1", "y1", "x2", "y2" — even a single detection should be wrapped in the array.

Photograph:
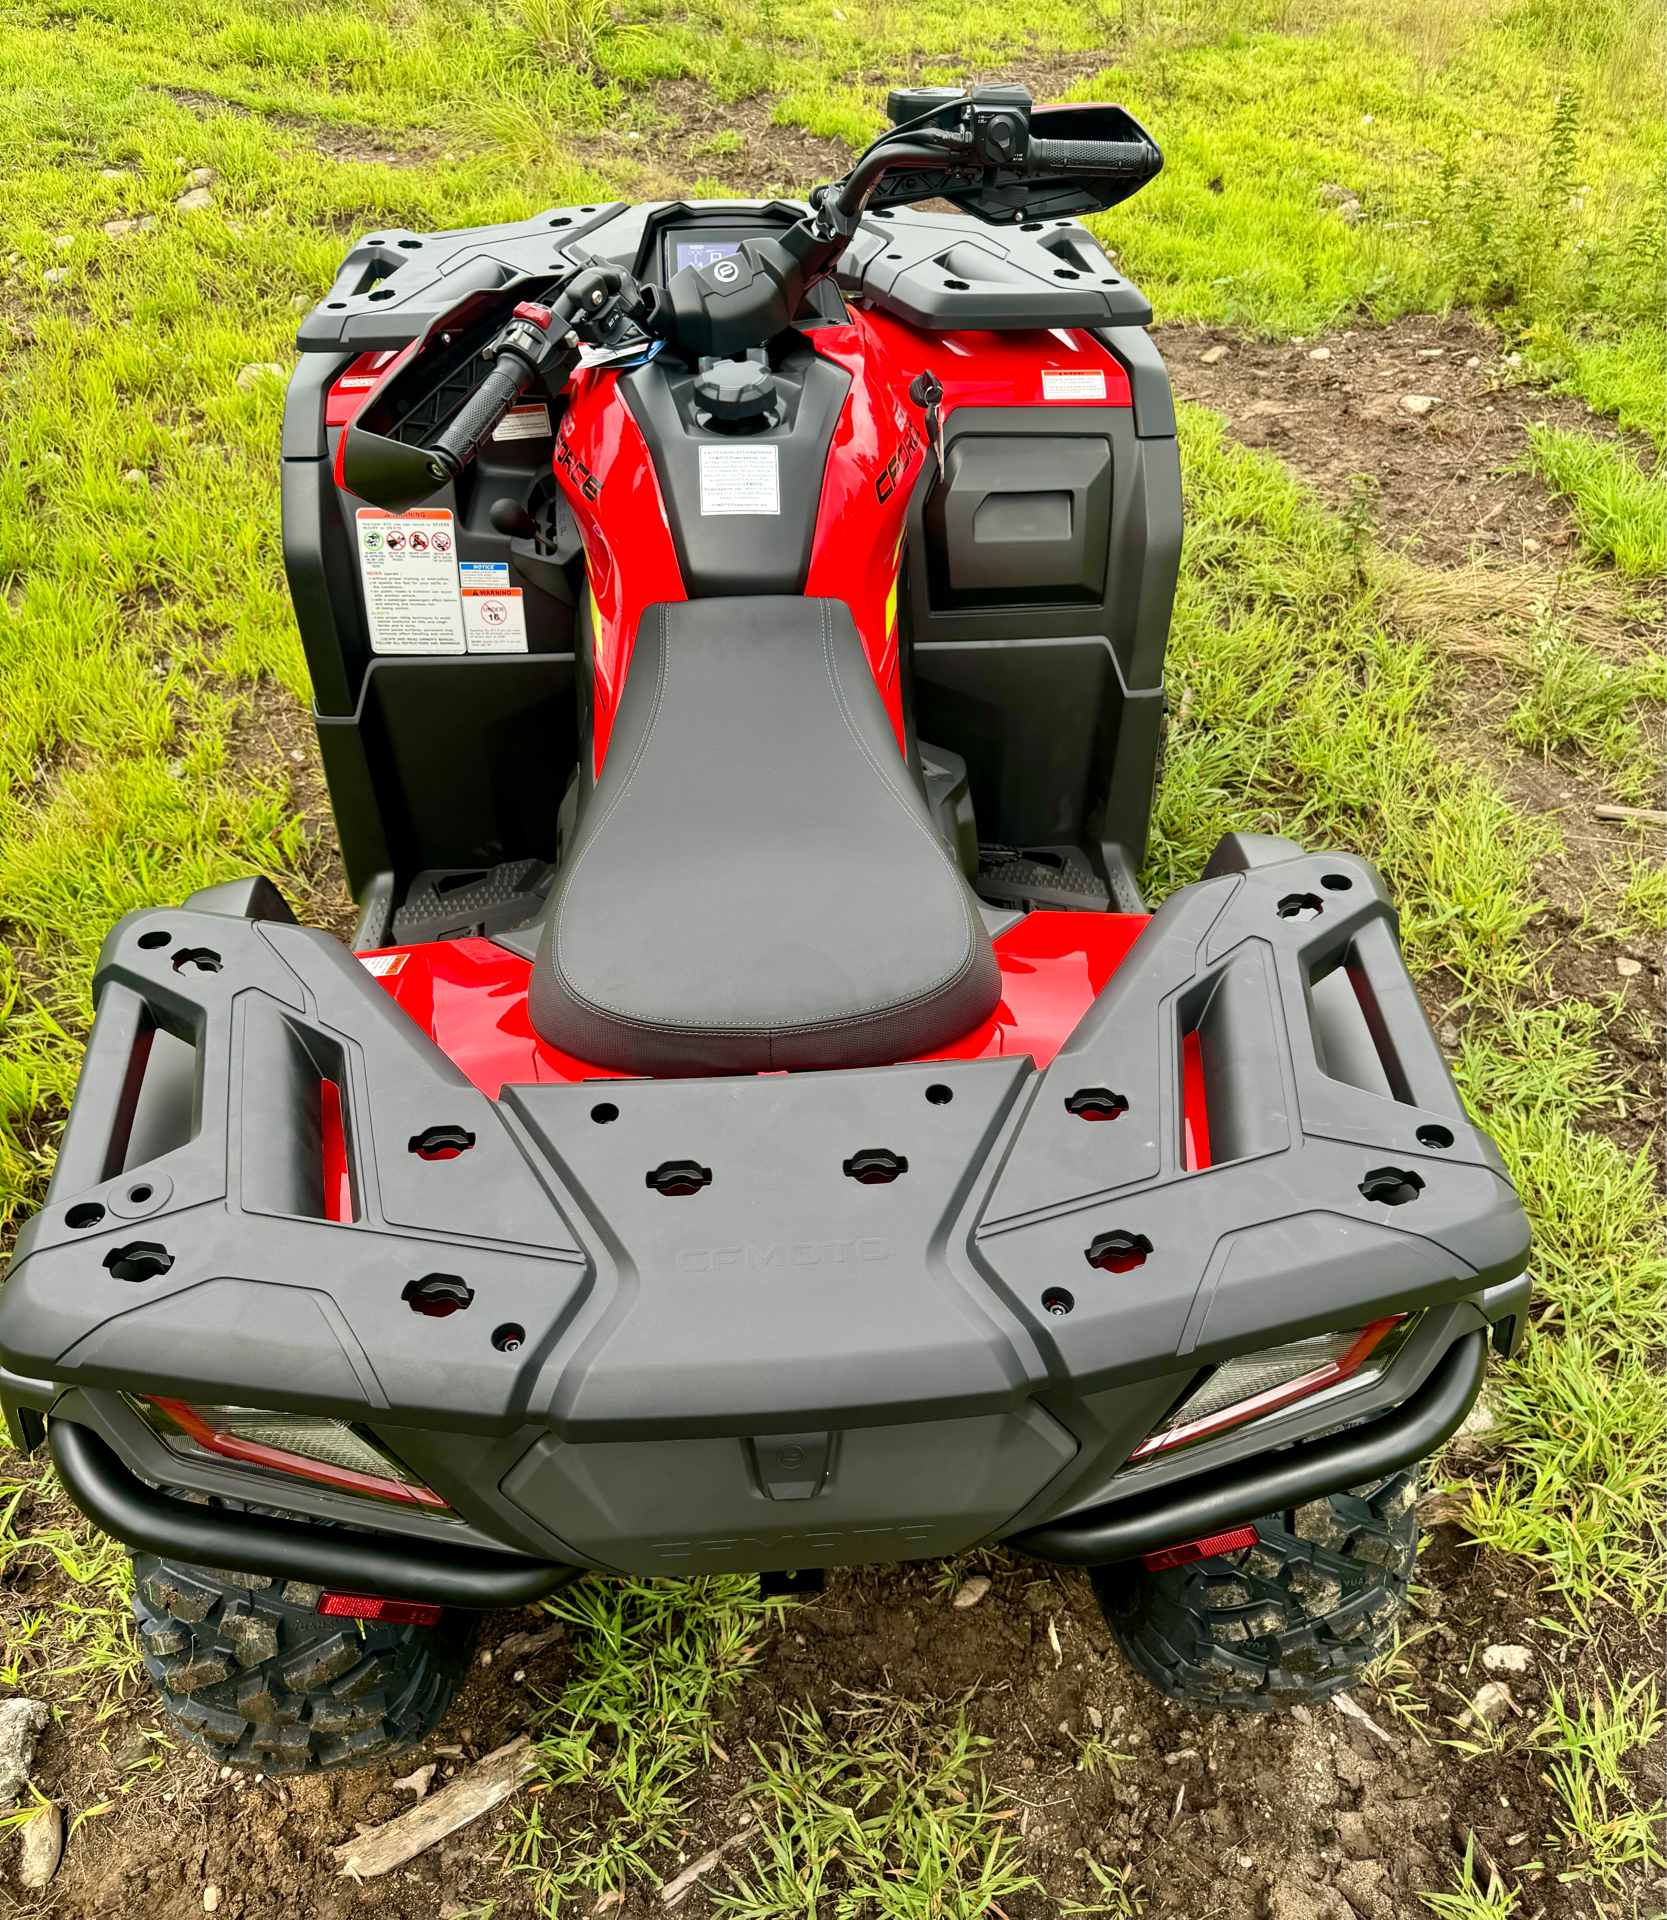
[{"x1": 694, "y1": 357, "x2": 776, "y2": 424}]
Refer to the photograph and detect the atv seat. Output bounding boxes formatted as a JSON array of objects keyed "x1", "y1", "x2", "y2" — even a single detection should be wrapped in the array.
[{"x1": 528, "y1": 596, "x2": 1001, "y2": 1075}]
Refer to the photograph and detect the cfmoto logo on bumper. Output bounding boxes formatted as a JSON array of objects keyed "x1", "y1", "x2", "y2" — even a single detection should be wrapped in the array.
[{"x1": 675, "y1": 1238, "x2": 890, "y2": 1272}]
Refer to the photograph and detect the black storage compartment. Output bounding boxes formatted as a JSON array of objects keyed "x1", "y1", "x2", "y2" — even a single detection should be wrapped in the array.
[{"x1": 925, "y1": 436, "x2": 1111, "y2": 609}]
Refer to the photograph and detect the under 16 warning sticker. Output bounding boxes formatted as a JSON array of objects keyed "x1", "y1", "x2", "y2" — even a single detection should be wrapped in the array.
[
  {"x1": 459, "y1": 562, "x2": 528, "y2": 654},
  {"x1": 356, "y1": 508, "x2": 465, "y2": 655}
]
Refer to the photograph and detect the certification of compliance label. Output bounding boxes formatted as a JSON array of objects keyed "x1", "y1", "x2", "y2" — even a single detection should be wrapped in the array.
[
  {"x1": 699, "y1": 443, "x2": 780, "y2": 515},
  {"x1": 356, "y1": 509, "x2": 465, "y2": 654},
  {"x1": 1042, "y1": 368, "x2": 1106, "y2": 401}
]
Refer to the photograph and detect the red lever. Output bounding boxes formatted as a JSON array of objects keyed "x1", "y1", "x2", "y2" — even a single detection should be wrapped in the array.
[{"x1": 512, "y1": 302, "x2": 554, "y2": 329}]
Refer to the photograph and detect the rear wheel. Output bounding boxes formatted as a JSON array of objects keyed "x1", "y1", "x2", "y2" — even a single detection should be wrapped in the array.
[
  {"x1": 132, "y1": 1554, "x2": 476, "y2": 1773},
  {"x1": 1090, "y1": 1469, "x2": 1418, "y2": 1712}
]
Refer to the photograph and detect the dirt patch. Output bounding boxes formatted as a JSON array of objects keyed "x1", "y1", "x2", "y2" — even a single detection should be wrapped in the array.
[
  {"x1": 5, "y1": 1470, "x2": 1643, "y2": 1920},
  {"x1": 222, "y1": 675, "x2": 356, "y2": 940},
  {"x1": 155, "y1": 87, "x2": 434, "y2": 169},
  {"x1": 1156, "y1": 313, "x2": 1654, "y2": 574},
  {"x1": 565, "y1": 79, "x2": 856, "y2": 200}
]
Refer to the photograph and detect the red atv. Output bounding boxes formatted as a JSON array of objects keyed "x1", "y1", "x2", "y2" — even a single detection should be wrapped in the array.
[{"x1": 0, "y1": 85, "x2": 1529, "y2": 1775}]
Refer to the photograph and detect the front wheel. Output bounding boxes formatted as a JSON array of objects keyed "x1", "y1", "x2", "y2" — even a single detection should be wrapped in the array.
[
  {"x1": 132, "y1": 1554, "x2": 477, "y2": 1773},
  {"x1": 1090, "y1": 1468, "x2": 1418, "y2": 1712}
]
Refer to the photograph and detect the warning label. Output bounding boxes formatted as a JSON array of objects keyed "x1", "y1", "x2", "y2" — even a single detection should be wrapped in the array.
[
  {"x1": 492, "y1": 404, "x2": 553, "y2": 442},
  {"x1": 356, "y1": 509, "x2": 465, "y2": 655},
  {"x1": 1042, "y1": 368, "x2": 1107, "y2": 401},
  {"x1": 460, "y1": 562, "x2": 528, "y2": 654},
  {"x1": 699, "y1": 443, "x2": 780, "y2": 516},
  {"x1": 358, "y1": 951, "x2": 408, "y2": 978}
]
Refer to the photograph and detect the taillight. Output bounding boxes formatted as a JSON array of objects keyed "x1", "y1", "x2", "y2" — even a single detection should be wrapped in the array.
[
  {"x1": 1128, "y1": 1316, "x2": 1412, "y2": 1463},
  {"x1": 131, "y1": 1397, "x2": 448, "y2": 1509},
  {"x1": 319, "y1": 1591, "x2": 443, "y2": 1625}
]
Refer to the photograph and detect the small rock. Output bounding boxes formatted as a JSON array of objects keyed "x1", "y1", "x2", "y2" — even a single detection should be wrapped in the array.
[
  {"x1": 1505, "y1": 352, "x2": 1522, "y2": 367},
  {"x1": 951, "y1": 1574, "x2": 992, "y2": 1610},
  {"x1": 100, "y1": 166, "x2": 127, "y2": 178},
  {"x1": 1086, "y1": 1705, "x2": 1103, "y2": 1730},
  {"x1": 1482, "y1": 1644, "x2": 1533, "y2": 1676},
  {"x1": 18, "y1": 1803, "x2": 63, "y2": 1890},
  {"x1": 1307, "y1": 347, "x2": 1331, "y2": 360},
  {"x1": 1466, "y1": 355, "x2": 1480, "y2": 367},
  {"x1": 1616, "y1": 956, "x2": 1641, "y2": 978},
  {"x1": 1200, "y1": 344, "x2": 1230, "y2": 365},
  {"x1": 177, "y1": 186, "x2": 214, "y2": 210},
  {"x1": 0, "y1": 1699, "x2": 50, "y2": 1803},
  {"x1": 291, "y1": 293, "x2": 311, "y2": 311},
  {"x1": 103, "y1": 218, "x2": 136, "y2": 237},
  {"x1": 54, "y1": 234, "x2": 74, "y2": 251},
  {"x1": 1399, "y1": 394, "x2": 1439, "y2": 415},
  {"x1": 1416, "y1": 347, "x2": 1445, "y2": 358},
  {"x1": 235, "y1": 361, "x2": 287, "y2": 391},
  {"x1": 42, "y1": 267, "x2": 69, "y2": 286},
  {"x1": 124, "y1": 468, "x2": 147, "y2": 483},
  {"x1": 1438, "y1": 1023, "x2": 1460, "y2": 1048},
  {"x1": 1523, "y1": 537, "x2": 1541, "y2": 552},
  {"x1": 1463, "y1": 1681, "x2": 1519, "y2": 1728},
  {"x1": 1453, "y1": 1388, "x2": 1499, "y2": 1452},
  {"x1": 391, "y1": 1762, "x2": 436, "y2": 1800},
  {"x1": 204, "y1": 1885, "x2": 222, "y2": 1912},
  {"x1": 112, "y1": 1732, "x2": 153, "y2": 1768},
  {"x1": 188, "y1": 166, "x2": 216, "y2": 186}
]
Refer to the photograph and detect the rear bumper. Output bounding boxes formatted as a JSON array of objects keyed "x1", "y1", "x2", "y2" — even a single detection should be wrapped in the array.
[
  {"x1": 48, "y1": 1421, "x2": 580, "y2": 1609},
  {"x1": 1010, "y1": 1326, "x2": 1487, "y2": 1565}
]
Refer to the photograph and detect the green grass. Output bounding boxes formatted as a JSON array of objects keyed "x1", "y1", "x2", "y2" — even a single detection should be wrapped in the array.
[
  {"x1": 1522, "y1": 424, "x2": 1667, "y2": 577},
  {"x1": 1449, "y1": 1005, "x2": 1665, "y2": 1615},
  {"x1": 1532, "y1": 1675, "x2": 1665, "y2": 1888},
  {"x1": 718, "y1": 1698, "x2": 1037, "y2": 1920},
  {"x1": 501, "y1": 1575, "x2": 787, "y2": 1906},
  {"x1": 1146, "y1": 407, "x2": 1557, "y2": 993},
  {"x1": 0, "y1": 1455, "x2": 143, "y2": 1711}
]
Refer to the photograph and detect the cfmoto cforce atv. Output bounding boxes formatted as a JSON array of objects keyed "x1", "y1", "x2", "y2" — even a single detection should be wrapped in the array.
[{"x1": 0, "y1": 85, "x2": 1531, "y2": 1774}]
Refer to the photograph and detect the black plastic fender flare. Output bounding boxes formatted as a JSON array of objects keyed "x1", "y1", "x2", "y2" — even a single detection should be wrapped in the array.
[
  {"x1": 1009, "y1": 1328, "x2": 1488, "y2": 1567},
  {"x1": 48, "y1": 1420, "x2": 583, "y2": 1609}
]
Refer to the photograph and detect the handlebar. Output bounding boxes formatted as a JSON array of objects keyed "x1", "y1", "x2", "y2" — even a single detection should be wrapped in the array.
[
  {"x1": 1024, "y1": 137, "x2": 1156, "y2": 176},
  {"x1": 427, "y1": 356, "x2": 539, "y2": 480}
]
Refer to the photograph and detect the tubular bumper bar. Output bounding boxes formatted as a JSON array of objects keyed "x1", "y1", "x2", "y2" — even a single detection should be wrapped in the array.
[
  {"x1": 1011, "y1": 1328, "x2": 1488, "y2": 1567},
  {"x1": 48, "y1": 1421, "x2": 582, "y2": 1609}
]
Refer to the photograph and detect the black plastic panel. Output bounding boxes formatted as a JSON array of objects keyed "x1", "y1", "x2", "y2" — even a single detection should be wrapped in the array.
[{"x1": 838, "y1": 208, "x2": 1153, "y2": 330}]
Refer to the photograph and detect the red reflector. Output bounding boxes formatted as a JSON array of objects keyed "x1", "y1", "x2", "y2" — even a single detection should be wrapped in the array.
[
  {"x1": 320, "y1": 1079, "x2": 351, "y2": 1223},
  {"x1": 319, "y1": 1591, "x2": 443, "y2": 1625},
  {"x1": 1142, "y1": 1524, "x2": 1258, "y2": 1572},
  {"x1": 1181, "y1": 1029, "x2": 1212, "y2": 1172}
]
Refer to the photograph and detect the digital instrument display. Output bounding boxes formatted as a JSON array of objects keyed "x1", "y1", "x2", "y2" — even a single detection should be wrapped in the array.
[{"x1": 674, "y1": 237, "x2": 743, "y2": 273}]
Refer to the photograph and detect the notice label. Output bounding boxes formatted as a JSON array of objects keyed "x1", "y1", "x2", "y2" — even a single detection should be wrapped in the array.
[
  {"x1": 699, "y1": 443, "x2": 780, "y2": 516},
  {"x1": 356, "y1": 509, "x2": 465, "y2": 655},
  {"x1": 461, "y1": 561, "x2": 528, "y2": 654},
  {"x1": 492, "y1": 404, "x2": 553, "y2": 442},
  {"x1": 1042, "y1": 368, "x2": 1107, "y2": 401},
  {"x1": 358, "y1": 951, "x2": 408, "y2": 978}
]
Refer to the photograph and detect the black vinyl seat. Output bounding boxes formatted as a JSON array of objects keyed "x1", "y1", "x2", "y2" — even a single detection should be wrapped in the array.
[{"x1": 528, "y1": 596, "x2": 1001, "y2": 1075}]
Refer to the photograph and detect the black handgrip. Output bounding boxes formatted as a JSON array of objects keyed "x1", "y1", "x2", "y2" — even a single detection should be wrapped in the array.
[
  {"x1": 427, "y1": 355, "x2": 535, "y2": 481},
  {"x1": 1025, "y1": 137, "x2": 1156, "y2": 176}
]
